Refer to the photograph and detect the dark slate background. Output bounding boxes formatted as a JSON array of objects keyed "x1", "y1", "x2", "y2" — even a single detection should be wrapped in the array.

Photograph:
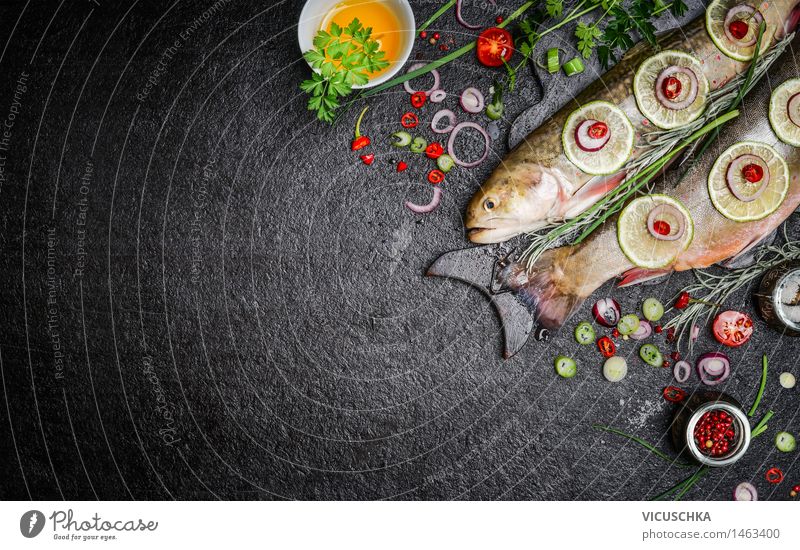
[{"x1": 0, "y1": 0, "x2": 797, "y2": 501}]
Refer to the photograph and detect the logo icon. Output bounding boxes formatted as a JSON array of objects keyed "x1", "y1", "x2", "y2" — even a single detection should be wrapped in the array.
[{"x1": 20, "y1": 510, "x2": 45, "y2": 538}]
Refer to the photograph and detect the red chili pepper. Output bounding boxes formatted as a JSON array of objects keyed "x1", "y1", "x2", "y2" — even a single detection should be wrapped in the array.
[
  {"x1": 663, "y1": 386, "x2": 686, "y2": 403},
  {"x1": 675, "y1": 291, "x2": 691, "y2": 309},
  {"x1": 397, "y1": 161, "x2": 408, "y2": 172},
  {"x1": 351, "y1": 136, "x2": 371, "y2": 151},
  {"x1": 425, "y1": 142, "x2": 444, "y2": 159},
  {"x1": 411, "y1": 92, "x2": 426, "y2": 109},
  {"x1": 597, "y1": 336, "x2": 616, "y2": 358},
  {"x1": 360, "y1": 154, "x2": 375, "y2": 165},
  {"x1": 428, "y1": 169, "x2": 445, "y2": 185},
  {"x1": 766, "y1": 467, "x2": 784, "y2": 484},
  {"x1": 401, "y1": 112, "x2": 419, "y2": 128}
]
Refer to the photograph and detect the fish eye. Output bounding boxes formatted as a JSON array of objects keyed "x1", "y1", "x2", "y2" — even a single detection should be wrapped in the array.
[{"x1": 484, "y1": 198, "x2": 497, "y2": 211}]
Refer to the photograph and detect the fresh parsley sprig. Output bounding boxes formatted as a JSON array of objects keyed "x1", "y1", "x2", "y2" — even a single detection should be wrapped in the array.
[{"x1": 300, "y1": 18, "x2": 389, "y2": 123}]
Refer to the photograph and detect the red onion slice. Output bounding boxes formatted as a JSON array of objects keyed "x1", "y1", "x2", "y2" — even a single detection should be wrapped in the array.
[
  {"x1": 574, "y1": 119, "x2": 611, "y2": 152},
  {"x1": 655, "y1": 66, "x2": 699, "y2": 110},
  {"x1": 447, "y1": 122, "x2": 490, "y2": 168},
  {"x1": 456, "y1": 0, "x2": 482, "y2": 29},
  {"x1": 697, "y1": 352, "x2": 731, "y2": 386},
  {"x1": 734, "y1": 482, "x2": 758, "y2": 501},
  {"x1": 592, "y1": 298, "x2": 621, "y2": 327},
  {"x1": 646, "y1": 204, "x2": 686, "y2": 241},
  {"x1": 430, "y1": 89, "x2": 447, "y2": 104},
  {"x1": 405, "y1": 186, "x2": 443, "y2": 214},
  {"x1": 403, "y1": 63, "x2": 440, "y2": 96},
  {"x1": 674, "y1": 360, "x2": 691, "y2": 383},
  {"x1": 432, "y1": 109, "x2": 456, "y2": 134},
  {"x1": 630, "y1": 320, "x2": 653, "y2": 340},
  {"x1": 724, "y1": 6, "x2": 764, "y2": 46},
  {"x1": 460, "y1": 88, "x2": 485, "y2": 113},
  {"x1": 726, "y1": 154, "x2": 769, "y2": 203}
]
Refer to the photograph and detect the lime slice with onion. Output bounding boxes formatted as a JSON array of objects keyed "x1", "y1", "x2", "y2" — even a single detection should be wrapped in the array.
[
  {"x1": 769, "y1": 78, "x2": 800, "y2": 147},
  {"x1": 708, "y1": 141, "x2": 789, "y2": 222},
  {"x1": 562, "y1": 100, "x2": 634, "y2": 175},
  {"x1": 633, "y1": 50, "x2": 709, "y2": 130},
  {"x1": 617, "y1": 194, "x2": 694, "y2": 269},
  {"x1": 706, "y1": 0, "x2": 773, "y2": 61}
]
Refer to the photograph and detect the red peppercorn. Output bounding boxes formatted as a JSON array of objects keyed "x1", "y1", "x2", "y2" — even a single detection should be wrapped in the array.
[
  {"x1": 666, "y1": 328, "x2": 676, "y2": 342},
  {"x1": 611, "y1": 328, "x2": 620, "y2": 338},
  {"x1": 433, "y1": 32, "x2": 440, "y2": 40},
  {"x1": 420, "y1": 31, "x2": 427, "y2": 39},
  {"x1": 496, "y1": 16, "x2": 504, "y2": 24},
  {"x1": 439, "y1": 44, "x2": 449, "y2": 51},
  {"x1": 675, "y1": 291, "x2": 691, "y2": 309},
  {"x1": 662, "y1": 360, "x2": 671, "y2": 368},
  {"x1": 670, "y1": 351, "x2": 681, "y2": 361}
]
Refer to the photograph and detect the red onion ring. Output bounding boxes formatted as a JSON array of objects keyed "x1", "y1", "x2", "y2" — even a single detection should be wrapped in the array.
[
  {"x1": 734, "y1": 482, "x2": 758, "y2": 501},
  {"x1": 655, "y1": 66, "x2": 699, "y2": 110},
  {"x1": 726, "y1": 154, "x2": 769, "y2": 203},
  {"x1": 630, "y1": 320, "x2": 653, "y2": 340},
  {"x1": 460, "y1": 87, "x2": 485, "y2": 113},
  {"x1": 592, "y1": 298, "x2": 621, "y2": 327},
  {"x1": 574, "y1": 119, "x2": 611, "y2": 152},
  {"x1": 647, "y1": 204, "x2": 686, "y2": 241},
  {"x1": 403, "y1": 63, "x2": 440, "y2": 96},
  {"x1": 405, "y1": 186, "x2": 443, "y2": 214},
  {"x1": 456, "y1": 0, "x2": 482, "y2": 29},
  {"x1": 674, "y1": 360, "x2": 691, "y2": 383},
  {"x1": 724, "y1": 6, "x2": 764, "y2": 46},
  {"x1": 431, "y1": 109, "x2": 456, "y2": 134},
  {"x1": 788, "y1": 93, "x2": 800, "y2": 126},
  {"x1": 697, "y1": 352, "x2": 731, "y2": 386},
  {"x1": 447, "y1": 122, "x2": 490, "y2": 168},
  {"x1": 430, "y1": 89, "x2": 447, "y2": 104}
]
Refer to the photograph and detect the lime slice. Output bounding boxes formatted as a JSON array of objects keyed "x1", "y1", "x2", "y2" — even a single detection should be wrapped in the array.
[
  {"x1": 562, "y1": 101, "x2": 634, "y2": 175},
  {"x1": 769, "y1": 78, "x2": 800, "y2": 147},
  {"x1": 708, "y1": 141, "x2": 789, "y2": 222},
  {"x1": 618, "y1": 194, "x2": 694, "y2": 269},
  {"x1": 633, "y1": 50, "x2": 709, "y2": 130},
  {"x1": 706, "y1": 0, "x2": 773, "y2": 62}
]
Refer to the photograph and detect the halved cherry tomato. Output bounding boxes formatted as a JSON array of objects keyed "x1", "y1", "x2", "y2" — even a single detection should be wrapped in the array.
[
  {"x1": 476, "y1": 27, "x2": 514, "y2": 68},
  {"x1": 597, "y1": 336, "x2": 616, "y2": 358},
  {"x1": 663, "y1": 386, "x2": 687, "y2": 403},
  {"x1": 401, "y1": 112, "x2": 419, "y2": 128},
  {"x1": 410, "y1": 91, "x2": 426, "y2": 109},
  {"x1": 712, "y1": 310, "x2": 753, "y2": 347},
  {"x1": 425, "y1": 142, "x2": 444, "y2": 159},
  {"x1": 428, "y1": 169, "x2": 445, "y2": 184}
]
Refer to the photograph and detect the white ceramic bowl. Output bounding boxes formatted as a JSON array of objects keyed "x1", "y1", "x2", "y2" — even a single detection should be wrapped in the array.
[{"x1": 297, "y1": 0, "x2": 416, "y2": 89}]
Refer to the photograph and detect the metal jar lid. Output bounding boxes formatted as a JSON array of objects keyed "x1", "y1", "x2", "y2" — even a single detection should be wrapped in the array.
[
  {"x1": 684, "y1": 401, "x2": 751, "y2": 467},
  {"x1": 755, "y1": 260, "x2": 800, "y2": 337}
]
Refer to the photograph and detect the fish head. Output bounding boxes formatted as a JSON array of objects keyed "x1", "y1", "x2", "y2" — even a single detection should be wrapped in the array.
[{"x1": 465, "y1": 162, "x2": 570, "y2": 243}]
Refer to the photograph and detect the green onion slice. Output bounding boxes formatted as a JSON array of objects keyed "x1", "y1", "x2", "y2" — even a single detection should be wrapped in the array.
[
  {"x1": 563, "y1": 57, "x2": 585, "y2": 76},
  {"x1": 547, "y1": 48, "x2": 560, "y2": 74}
]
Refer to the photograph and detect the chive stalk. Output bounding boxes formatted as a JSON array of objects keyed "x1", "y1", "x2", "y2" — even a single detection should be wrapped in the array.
[
  {"x1": 417, "y1": 0, "x2": 457, "y2": 33},
  {"x1": 748, "y1": 354, "x2": 768, "y2": 417}
]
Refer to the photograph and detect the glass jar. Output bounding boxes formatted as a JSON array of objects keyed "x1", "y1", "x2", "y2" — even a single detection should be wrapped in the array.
[
  {"x1": 671, "y1": 391, "x2": 751, "y2": 467},
  {"x1": 755, "y1": 260, "x2": 800, "y2": 337}
]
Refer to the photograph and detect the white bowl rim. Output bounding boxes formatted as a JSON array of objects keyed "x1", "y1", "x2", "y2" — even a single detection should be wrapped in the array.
[{"x1": 297, "y1": 0, "x2": 416, "y2": 89}]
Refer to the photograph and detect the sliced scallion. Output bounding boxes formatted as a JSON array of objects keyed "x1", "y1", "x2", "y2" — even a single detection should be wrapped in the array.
[
  {"x1": 547, "y1": 48, "x2": 560, "y2": 74},
  {"x1": 562, "y1": 57, "x2": 585, "y2": 76}
]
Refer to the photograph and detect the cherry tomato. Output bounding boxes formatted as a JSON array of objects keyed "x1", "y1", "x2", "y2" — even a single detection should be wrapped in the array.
[
  {"x1": 712, "y1": 310, "x2": 754, "y2": 347},
  {"x1": 410, "y1": 91, "x2": 426, "y2": 109},
  {"x1": 663, "y1": 386, "x2": 686, "y2": 403},
  {"x1": 400, "y1": 112, "x2": 419, "y2": 128},
  {"x1": 427, "y1": 169, "x2": 445, "y2": 185},
  {"x1": 766, "y1": 467, "x2": 784, "y2": 484},
  {"x1": 597, "y1": 336, "x2": 616, "y2": 358},
  {"x1": 425, "y1": 142, "x2": 444, "y2": 159},
  {"x1": 476, "y1": 27, "x2": 514, "y2": 68}
]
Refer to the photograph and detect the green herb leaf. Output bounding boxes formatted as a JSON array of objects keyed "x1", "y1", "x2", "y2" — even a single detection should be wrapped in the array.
[
  {"x1": 546, "y1": 0, "x2": 563, "y2": 18},
  {"x1": 670, "y1": 0, "x2": 688, "y2": 17}
]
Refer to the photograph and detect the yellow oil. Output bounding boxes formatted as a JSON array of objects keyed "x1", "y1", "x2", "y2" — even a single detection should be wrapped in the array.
[{"x1": 321, "y1": 0, "x2": 404, "y2": 79}]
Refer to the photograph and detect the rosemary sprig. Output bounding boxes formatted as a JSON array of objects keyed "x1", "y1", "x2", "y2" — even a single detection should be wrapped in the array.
[
  {"x1": 748, "y1": 354, "x2": 768, "y2": 417},
  {"x1": 665, "y1": 229, "x2": 800, "y2": 353},
  {"x1": 418, "y1": 0, "x2": 456, "y2": 33},
  {"x1": 752, "y1": 410, "x2": 774, "y2": 438},
  {"x1": 520, "y1": 31, "x2": 793, "y2": 268},
  {"x1": 593, "y1": 424, "x2": 693, "y2": 467}
]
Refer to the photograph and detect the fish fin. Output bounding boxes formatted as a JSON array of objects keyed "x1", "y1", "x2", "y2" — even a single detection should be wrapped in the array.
[
  {"x1": 499, "y1": 250, "x2": 585, "y2": 330},
  {"x1": 617, "y1": 267, "x2": 672, "y2": 288},
  {"x1": 427, "y1": 246, "x2": 534, "y2": 359},
  {"x1": 561, "y1": 173, "x2": 626, "y2": 219},
  {"x1": 721, "y1": 228, "x2": 778, "y2": 269}
]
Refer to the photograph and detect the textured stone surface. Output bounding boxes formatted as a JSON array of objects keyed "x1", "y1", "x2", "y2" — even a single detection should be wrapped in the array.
[{"x1": 0, "y1": 0, "x2": 797, "y2": 501}]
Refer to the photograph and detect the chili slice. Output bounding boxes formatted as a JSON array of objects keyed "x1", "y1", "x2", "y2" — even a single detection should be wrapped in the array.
[
  {"x1": 663, "y1": 386, "x2": 686, "y2": 403},
  {"x1": 401, "y1": 112, "x2": 419, "y2": 128},
  {"x1": 351, "y1": 136, "x2": 371, "y2": 151},
  {"x1": 411, "y1": 91, "x2": 427, "y2": 108},
  {"x1": 597, "y1": 336, "x2": 616, "y2": 358},
  {"x1": 425, "y1": 142, "x2": 444, "y2": 159},
  {"x1": 766, "y1": 467, "x2": 784, "y2": 484},
  {"x1": 428, "y1": 169, "x2": 445, "y2": 185}
]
